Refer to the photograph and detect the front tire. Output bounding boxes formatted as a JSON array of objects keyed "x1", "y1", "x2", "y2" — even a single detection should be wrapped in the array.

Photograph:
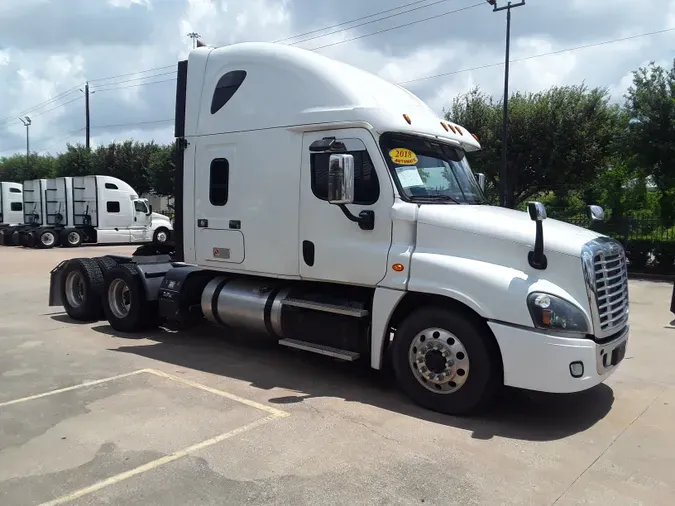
[
  {"x1": 153, "y1": 227, "x2": 170, "y2": 244},
  {"x1": 391, "y1": 307, "x2": 501, "y2": 416},
  {"x1": 103, "y1": 263, "x2": 157, "y2": 332}
]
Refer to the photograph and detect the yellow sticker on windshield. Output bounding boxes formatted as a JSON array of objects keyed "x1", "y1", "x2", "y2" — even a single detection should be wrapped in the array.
[{"x1": 389, "y1": 148, "x2": 418, "y2": 165}]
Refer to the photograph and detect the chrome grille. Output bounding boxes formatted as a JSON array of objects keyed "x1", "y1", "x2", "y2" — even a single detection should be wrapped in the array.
[{"x1": 582, "y1": 238, "x2": 629, "y2": 338}]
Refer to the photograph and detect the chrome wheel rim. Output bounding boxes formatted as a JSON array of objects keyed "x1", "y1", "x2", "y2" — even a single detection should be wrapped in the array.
[
  {"x1": 409, "y1": 327, "x2": 470, "y2": 394},
  {"x1": 156, "y1": 231, "x2": 167, "y2": 242},
  {"x1": 68, "y1": 232, "x2": 80, "y2": 245},
  {"x1": 108, "y1": 278, "x2": 131, "y2": 319},
  {"x1": 41, "y1": 232, "x2": 55, "y2": 247},
  {"x1": 65, "y1": 271, "x2": 85, "y2": 308}
]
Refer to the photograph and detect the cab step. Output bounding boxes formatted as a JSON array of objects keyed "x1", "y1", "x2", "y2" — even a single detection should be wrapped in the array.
[
  {"x1": 281, "y1": 297, "x2": 369, "y2": 318},
  {"x1": 278, "y1": 338, "x2": 361, "y2": 361}
]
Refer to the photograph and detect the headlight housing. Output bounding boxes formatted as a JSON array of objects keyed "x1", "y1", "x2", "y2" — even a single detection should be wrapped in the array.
[{"x1": 527, "y1": 292, "x2": 590, "y2": 334}]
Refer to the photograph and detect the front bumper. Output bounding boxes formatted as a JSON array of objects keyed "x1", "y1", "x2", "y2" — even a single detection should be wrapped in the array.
[{"x1": 488, "y1": 321, "x2": 629, "y2": 394}]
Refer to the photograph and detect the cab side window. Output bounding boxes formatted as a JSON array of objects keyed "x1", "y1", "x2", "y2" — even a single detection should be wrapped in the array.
[
  {"x1": 310, "y1": 150, "x2": 379, "y2": 205},
  {"x1": 134, "y1": 201, "x2": 148, "y2": 213}
]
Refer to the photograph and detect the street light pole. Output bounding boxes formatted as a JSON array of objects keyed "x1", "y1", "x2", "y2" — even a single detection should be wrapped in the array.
[
  {"x1": 18, "y1": 116, "x2": 31, "y2": 167},
  {"x1": 187, "y1": 32, "x2": 202, "y2": 49},
  {"x1": 488, "y1": 0, "x2": 525, "y2": 208}
]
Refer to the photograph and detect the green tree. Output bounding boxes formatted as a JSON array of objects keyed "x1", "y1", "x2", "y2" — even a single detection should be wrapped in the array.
[
  {"x1": 446, "y1": 84, "x2": 625, "y2": 208},
  {"x1": 624, "y1": 59, "x2": 675, "y2": 226},
  {"x1": 55, "y1": 144, "x2": 93, "y2": 177},
  {"x1": 147, "y1": 143, "x2": 176, "y2": 197}
]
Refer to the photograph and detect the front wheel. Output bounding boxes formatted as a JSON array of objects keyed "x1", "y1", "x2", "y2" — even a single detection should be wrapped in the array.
[
  {"x1": 153, "y1": 227, "x2": 170, "y2": 244},
  {"x1": 391, "y1": 307, "x2": 501, "y2": 416}
]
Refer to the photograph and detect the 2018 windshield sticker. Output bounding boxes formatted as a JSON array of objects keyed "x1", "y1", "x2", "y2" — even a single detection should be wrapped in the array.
[{"x1": 389, "y1": 148, "x2": 418, "y2": 165}]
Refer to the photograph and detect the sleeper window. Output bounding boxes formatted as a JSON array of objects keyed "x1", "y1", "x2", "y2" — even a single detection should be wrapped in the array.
[
  {"x1": 105, "y1": 183, "x2": 118, "y2": 190},
  {"x1": 310, "y1": 150, "x2": 380, "y2": 205},
  {"x1": 211, "y1": 70, "x2": 247, "y2": 114},
  {"x1": 107, "y1": 201, "x2": 120, "y2": 213},
  {"x1": 209, "y1": 158, "x2": 229, "y2": 206}
]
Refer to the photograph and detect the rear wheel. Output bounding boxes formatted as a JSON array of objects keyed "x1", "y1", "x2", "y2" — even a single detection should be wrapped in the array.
[
  {"x1": 60, "y1": 229, "x2": 82, "y2": 248},
  {"x1": 391, "y1": 307, "x2": 500, "y2": 416},
  {"x1": 23, "y1": 231, "x2": 37, "y2": 248},
  {"x1": 103, "y1": 263, "x2": 157, "y2": 332},
  {"x1": 60, "y1": 258, "x2": 105, "y2": 321},
  {"x1": 37, "y1": 228, "x2": 58, "y2": 249}
]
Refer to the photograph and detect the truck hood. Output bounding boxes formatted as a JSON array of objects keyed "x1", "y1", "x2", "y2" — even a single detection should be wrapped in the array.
[
  {"x1": 417, "y1": 204, "x2": 602, "y2": 257},
  {"x1": 151, "y1": 212, "x2": 171, "y2": 222}
]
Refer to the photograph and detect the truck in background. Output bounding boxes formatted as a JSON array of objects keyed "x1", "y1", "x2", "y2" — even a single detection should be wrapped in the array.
[
  {"x1": 0, "y1": 182, "x2": 24, "y2": 229},
  {"x1": 1, "y1": 175, "x2": 173, "y2": 248},
  {"x1": 47, "y1": 42, "x2": 630, "y2": 416}
]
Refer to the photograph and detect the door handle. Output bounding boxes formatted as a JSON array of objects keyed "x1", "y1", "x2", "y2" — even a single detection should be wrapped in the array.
[
  {"x1": 134, "y1": 217, "x2": 137, "y2": 222},
  {"x1": 229, "y1": 220, "x2": 241, "y2": 229}
]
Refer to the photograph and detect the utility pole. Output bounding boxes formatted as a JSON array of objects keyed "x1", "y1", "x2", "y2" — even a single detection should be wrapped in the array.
[
  {"x1": 187, "y1": 32, "x2": 202, "y2": 49},
  {"x1": 79, "y1": 82, "x2": 92, "y2": 149},
  {"x1": 488, "y1": 0, "x2": 525, "y2": 208},
  {"x1": 18, "y1": 116, "x2": 31, "y2": 167}
]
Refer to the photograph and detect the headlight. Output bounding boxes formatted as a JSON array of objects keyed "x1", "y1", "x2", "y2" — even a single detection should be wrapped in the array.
[{"x1": 527, "y1": 292, "x2": 590, "y2": 333}]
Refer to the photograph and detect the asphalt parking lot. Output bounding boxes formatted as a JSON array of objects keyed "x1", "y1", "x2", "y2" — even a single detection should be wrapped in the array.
[{"x1": 0, "y1": 245, "x2": 673, "y2": 506}]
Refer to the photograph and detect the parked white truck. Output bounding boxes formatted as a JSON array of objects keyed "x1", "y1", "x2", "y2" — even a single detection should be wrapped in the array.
[
  {"x1": 0, "y1": 178, "x2": 47, "y2": 245},
  {"x1": 48, "y1": 42, "x2": 630, "y2": 415},
  {"x1": 0, "y1": 181, "x2": 24, "y2": 228},
  {"x1": 7, "y1": 175, "x2": 173, "y2": 248}
]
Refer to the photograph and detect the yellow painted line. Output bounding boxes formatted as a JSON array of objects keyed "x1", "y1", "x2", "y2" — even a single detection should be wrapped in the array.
[
  {"x1": 0, "y1": 369, "x2": 151, "y2": 408},
  {"x1": 144, "y1": 368, "x2": 290, "y2": 418},
  {"x1": 37, "y1": 414, "x2": 280, "y2": 506}
]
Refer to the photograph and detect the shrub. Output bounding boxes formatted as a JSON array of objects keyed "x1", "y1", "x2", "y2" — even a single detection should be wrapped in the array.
[
  {"x1": 624, "y1": 239, "x2": 653, "y2": 271},
  {"x1": 653, "y1": 241, "x2": 675, "y2": 274}
]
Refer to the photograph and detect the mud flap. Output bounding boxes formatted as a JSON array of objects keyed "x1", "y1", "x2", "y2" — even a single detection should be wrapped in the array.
[{"x1": 48, "y1": 260, "x2": 68, "y2": 306}]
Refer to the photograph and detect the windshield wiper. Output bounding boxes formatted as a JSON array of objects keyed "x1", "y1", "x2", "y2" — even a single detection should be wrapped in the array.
[{"x1": 409, "y1": 194, "x2": 461, "y2": 204}]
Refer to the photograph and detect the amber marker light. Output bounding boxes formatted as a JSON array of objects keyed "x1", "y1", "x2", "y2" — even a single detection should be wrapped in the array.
[
  {"x1": 440, "y1": 122, "x2": 448, "y2": 131},
  {"x1": 472, "y1": 133, "x2": 479, "y2": 141},
  {"x1": 449, "y1": 124, "x2": 457, "y2": 134},
  {"x1": 455, "y1": 126, "x2": 464, "y2": 135},
  {"x1": 392, "y1": 263, "x2": 405, "y2": 272},
  {"x1": 403, "y1": 114, "x2": 411, "y2": 124}
]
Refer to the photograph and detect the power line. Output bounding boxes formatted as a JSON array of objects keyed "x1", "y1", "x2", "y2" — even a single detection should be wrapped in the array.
[
  {"x1": 92, "y1": 118, "x2": 174, "y2": 130},
  {"x1": 92, "y1": 71, "x2": 178, "y2": 90},
  {"x1": 287, "y1": 0, "x2": 458, "y2": 46},
  {"x1": 398, "y1": 26, "x2": 675, "y2": 85},
  {"x1": 309, "y1": 2, "x2": 484, "y2": 51},
  {"x1": 40, "y1": 128, "x2": 86, "y2": 153},
  {"x1": 0, "y1": 86, "x2": 82, "y2": 126},
  {"x1": 94, "y1": 78, "x2": 177, "y2": 92},
  {"x1": 31, "y1": 95, "x2": 84, "y2": 118},
  {"x1": 275, "y1": 0, "x2": 434, "y2": 43},
  {"x1": 87, "y1": 64, "x2": 175, "y2": 84}
]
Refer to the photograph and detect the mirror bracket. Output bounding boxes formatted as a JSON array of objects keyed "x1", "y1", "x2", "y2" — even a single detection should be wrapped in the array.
[{"x1": 337, "y1": 205, "x2": 375, "y2": 231}]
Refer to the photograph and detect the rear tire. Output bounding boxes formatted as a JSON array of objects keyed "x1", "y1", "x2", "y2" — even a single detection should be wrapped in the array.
[
  {"x1": 391, "y1": 307, "x2": 500, "y2": 416},
  {"x1": 103, "y1": 263, "x2": 158, "y2": 332},
  {"x1": 36, "y1": 228, "x2": 59, "y2": 249},
  {"x1": 23, "y1": 231, "x2": 37, "y2": 248},
  {"x1": 60, "y1": 258, "x2": 105, "y2": 321},
  {"x1": 60, "y1": 229, "x2": 82, "y2": 248}
]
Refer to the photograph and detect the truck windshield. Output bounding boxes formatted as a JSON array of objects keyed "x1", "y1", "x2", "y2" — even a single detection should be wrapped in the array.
[{"x1": 379, "y1": 132, "x2": 485, "y2": 205}]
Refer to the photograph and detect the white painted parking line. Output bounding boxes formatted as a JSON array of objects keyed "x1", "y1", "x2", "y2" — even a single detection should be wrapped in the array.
[
  {"x1": 37, "y1": 414, "x2": 281, "y2": 506},
  {"x1": 145, "y1": 368, "x2": 290, "y2": 418},
  {"x1": 2, "y1": 367, "x2": 290, "y2": 505},
  {"x1": 0, "y1": 369, "x2": 148, "y2": 408}
]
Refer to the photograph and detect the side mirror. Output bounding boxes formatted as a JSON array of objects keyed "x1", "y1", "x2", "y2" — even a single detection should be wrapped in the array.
[
  {"x1": 587, "y1": 205, "x2": 605, "y2": 222},
  {"x1": 475, "y1": 172, "x2": 485, "y2": 191},
  {"x1": 527, "y1": 201, "x2": 547, "y2": 221},
  {"x1": 146, "y1": 204, "x2": 153, "y2": 216},
  {"x1": 327, "y1": 154, "x2": 355, "y2": 205}
]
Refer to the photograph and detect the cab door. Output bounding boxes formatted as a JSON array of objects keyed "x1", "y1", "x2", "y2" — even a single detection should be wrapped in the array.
[
  {"x1": 130, "y1": 199, "x2": 152, "y2": 242},
  {"x1": 299, "y1": 129, "x2": 393, "y2": 286}
]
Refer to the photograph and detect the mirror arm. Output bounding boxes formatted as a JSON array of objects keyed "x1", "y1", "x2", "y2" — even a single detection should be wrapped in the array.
[{"x1": 337, "y1": 204, "x2": 375, "y2": 231}]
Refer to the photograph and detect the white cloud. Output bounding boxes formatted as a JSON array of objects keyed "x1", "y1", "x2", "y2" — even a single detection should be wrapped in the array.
[{"x1": 0, "y1": 0, "x2": 673, "y2": 156}]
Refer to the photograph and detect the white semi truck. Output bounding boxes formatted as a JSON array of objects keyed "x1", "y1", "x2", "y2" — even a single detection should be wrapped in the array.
[
  {"x1": 0, "y1": 181, "x2": 24, "y2": 228},
  {"x1": 0, "y1": 178, "x2": 47, "y2": 245},
  {"x1": 48, "y1": 42, "x2": 630, "y2": 415},
  {"x1": 4, "y1": 175, "x2": 173, "y2": 248}
]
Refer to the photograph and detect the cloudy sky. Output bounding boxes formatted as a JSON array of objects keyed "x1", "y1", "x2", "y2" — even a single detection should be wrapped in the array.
[{"x1": 0, "y1": 0, "x2": 673, "y2": 157}]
